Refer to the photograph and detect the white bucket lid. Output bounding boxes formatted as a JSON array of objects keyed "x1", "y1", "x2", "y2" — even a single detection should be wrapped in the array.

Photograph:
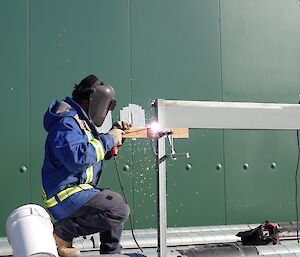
[{"x1": 6, "y1": 204, "x2": 52, "y2": 242}]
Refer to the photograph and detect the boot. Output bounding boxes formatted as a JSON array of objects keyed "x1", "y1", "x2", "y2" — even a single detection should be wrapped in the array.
[{"x1": 53, "y1": 233, "x2": 80, "y2": 257}]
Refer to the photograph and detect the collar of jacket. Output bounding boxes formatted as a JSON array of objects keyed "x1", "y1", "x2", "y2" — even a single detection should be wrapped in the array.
[
  {"x1": 64, "y1": 97, "x2": 90, "y2": 121},
  {"x1": 64, "y1": 97, "x2": 100, "y2": 137}
]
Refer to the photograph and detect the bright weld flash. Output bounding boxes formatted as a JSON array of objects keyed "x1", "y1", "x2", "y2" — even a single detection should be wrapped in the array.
[{"x1": 150, "y1": 122, "x2": 160, "y2": 132}]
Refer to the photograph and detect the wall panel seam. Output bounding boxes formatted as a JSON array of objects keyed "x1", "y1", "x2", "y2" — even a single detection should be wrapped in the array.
[
  {"x1": 218, "y1": 0, "x2": 227, "y2": 225},
  {"x1": 128, "y1": 0, "x2": 136, "y2": 227},
  {"x1": 27, "y1": 0, "x2": 32, "y2": 201}
]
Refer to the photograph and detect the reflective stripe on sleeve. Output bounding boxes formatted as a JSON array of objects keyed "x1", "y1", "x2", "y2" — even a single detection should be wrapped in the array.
[
  {"x1": 89, "y1": 138, "x2": 104, "y2": 162},
  {"x1": 84, "y1": 130, "x2": 104, "y2": 162},
  {"x1": 85, "y1": 166, "x2": 93, "y2": 184}
]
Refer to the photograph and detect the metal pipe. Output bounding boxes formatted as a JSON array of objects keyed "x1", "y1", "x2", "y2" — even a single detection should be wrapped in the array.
[
  {"x1": 0, "y1": 243, "x2": 13, "y2": 256},
  {"x1": 73, "y1": 224, "x2": 300, "y2": 250},
  {"x1": 79, "y1": 248, "x2": 184, "y2": 257},
  {"x1": 73, "y1": 230, "x2": 244, "y2": 250},
  {"x1": 3, "y1": 224, "x2": 257, "y2": 255},
  {"x1": 4, "y1": 223, "x2": 300, "y2": 256},
  {"x1": 247, "y1": 253, "x2": 300, "y2": 257},
  {"x1": 121, "y1": 224, "x2": 262, "y2": 235},
  {"x1": 77, "y1": 243, "x2": 300, "y2": 257},
  {"x1": 256, "y1": 243, "x2": 300, "y2": 255}
]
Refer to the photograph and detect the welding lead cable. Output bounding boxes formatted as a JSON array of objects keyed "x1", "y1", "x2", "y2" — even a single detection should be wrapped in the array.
[
  {"x1": 295, "y1": 99, "x2": 300, "y2": 244},
  {"x1": 295, "y1": 129, "x2": 300, "y2": 243},
  {"x1": 113, "y1": 157, "x2": 143, "y2": 252}
]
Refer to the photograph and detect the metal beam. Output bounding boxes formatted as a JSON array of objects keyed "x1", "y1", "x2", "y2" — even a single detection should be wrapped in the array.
[{"x1": 163, "y1": 100, "x2": 300, "y2": 130}]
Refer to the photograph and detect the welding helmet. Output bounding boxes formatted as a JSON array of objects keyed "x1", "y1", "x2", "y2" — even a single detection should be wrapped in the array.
[
  {"x1": 72, "y1": 75, "x2": 116, "y2": 127},
  {"x1": 89, "y1": 81, "x2": 116, "y2": 127}
]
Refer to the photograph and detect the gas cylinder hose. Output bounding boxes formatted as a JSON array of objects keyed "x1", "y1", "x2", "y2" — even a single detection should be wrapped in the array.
[{"x1": 113, "y1": 157, "x2": 143, "y2": 252}]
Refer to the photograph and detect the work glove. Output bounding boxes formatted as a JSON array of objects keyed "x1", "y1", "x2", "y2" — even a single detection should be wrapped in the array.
[
  {"x1": 111, "y1": 121, "x2": 132, "y2": 131},
  {"x1": 108, "y1": 128, "x2": 124, "y2": 147}
]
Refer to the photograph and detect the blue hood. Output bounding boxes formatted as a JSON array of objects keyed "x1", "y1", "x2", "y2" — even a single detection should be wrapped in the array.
[{"x1": 43, "y1": 97, "x2": 89, "y2": 132}]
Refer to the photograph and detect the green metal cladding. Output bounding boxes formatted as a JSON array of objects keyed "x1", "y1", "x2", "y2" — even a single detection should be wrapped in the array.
[{"x1": 0, "y1": 0, "x2": 300, "y2": 236}]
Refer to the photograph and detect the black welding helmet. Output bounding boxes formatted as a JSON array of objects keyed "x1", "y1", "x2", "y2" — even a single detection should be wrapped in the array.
[{"x1": 89, "y1": 81, "x2": 116, "y2": 127}]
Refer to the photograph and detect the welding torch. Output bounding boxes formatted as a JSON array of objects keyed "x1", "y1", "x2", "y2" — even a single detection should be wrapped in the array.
[{"x1": 110, "y1": 121, "x2": 132, "y2": 156}]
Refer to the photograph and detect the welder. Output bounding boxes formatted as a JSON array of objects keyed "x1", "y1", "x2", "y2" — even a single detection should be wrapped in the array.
[{"x1": 41, "y1": 75, "x2": 131, "y2": 257}]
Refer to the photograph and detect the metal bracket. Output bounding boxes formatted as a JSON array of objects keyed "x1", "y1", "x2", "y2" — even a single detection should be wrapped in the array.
[{"x1": 151, "y1": 129, "x2": 190, "y2": 163}]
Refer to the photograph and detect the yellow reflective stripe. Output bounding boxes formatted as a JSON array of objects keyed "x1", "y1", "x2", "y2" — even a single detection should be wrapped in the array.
[
  {"x1": 88, "y1": 138, "x2": 104, "y2": 162},
  {"x1": 89, "y1": 139, "x2": 103, "y2": 162},
  {"x1": 45, "y1": 202, "x2": 57, "y2": 208},
  {"x1": 84, "y1": 130, "x2": 93, "y2": 141},
  {"x1": 89, "y1": 140, "x2": 100, "y2": 162},
  {"x1": 85, "y1": 166, "x2": 93, "y2": 184},
  {"x1": 44, "y1": 196, "x2": 55, "y2": 203},
  {"x1": 41, "y1": 186, "x2": 47, "y2": 200},
  {"x1": 56, "y1": 184, "x2": 92, "y2": 197},
  {"x1": 83, "y1": 130, "x2": 95, "y2": 182},
  {"x1": 57, "y1": 184, "x2": 93, "y2": 201},
  {"x1": 84, "y1": 130, "x2": 104, "y2": 162},
  {"x1": 43, "y1": 184, "x2": 93, "y2": 208},
  {"x1": 44, "y1": 196, "x2": 58, "y2": 208},
  {"x1": 83, "y1": 129, "x2": 104, "y2": 162},
  {"x1": 92, "y1": 138, "x2": 104, "y2": 160},
  {"x1": 42, "y1": 186, "x2": 58, "y2": 207}
]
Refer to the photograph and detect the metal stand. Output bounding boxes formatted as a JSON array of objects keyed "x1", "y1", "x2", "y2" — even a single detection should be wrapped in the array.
[
  {"x1": 153, "y1": 99, "x2": 190, "y2": 257},
  {"x1": 152, "y1": 99, "x2": 300, "y2": 257}
]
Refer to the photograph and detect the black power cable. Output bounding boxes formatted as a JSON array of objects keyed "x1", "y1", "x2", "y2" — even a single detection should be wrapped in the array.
[
  {"x1": 295, "y1": 99, "x2": 300, "y2": 243},
  {"x1": 113, "y1": 157, "x2": 143, "y2": 252},
  {"x1": 295, "y1": 129, "x2": 300, "y2": 243}
]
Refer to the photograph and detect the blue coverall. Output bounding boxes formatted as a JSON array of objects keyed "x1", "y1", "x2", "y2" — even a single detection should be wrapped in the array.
[{"x1": 42, "y1": 97, "x2": 129, "y2": 254}]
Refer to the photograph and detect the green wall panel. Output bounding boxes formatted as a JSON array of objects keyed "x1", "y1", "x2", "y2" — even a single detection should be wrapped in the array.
[
  {"x1": 0, "y1": 0, "x2": 30, "y2": 236},
  {"x1": 130, "y1": 139, "x2": 157, "y2": 229},
  {"x1": 167, "y1": 129, "x2": 225, "y2": 226},
  {"x1": 221, "y1": 0, "x2": 300, "y2": 103},
  {"x1": 224, "y1": 130, "x2": 297, "y2": 224},
  {"x1": 29, "y1": 0, "x2": 133, "y2": 228},
  {"x1": 221, "y1": 0, "x2": 300, "y2": 224},
  {"x1": 1, "y1": 0, "x2": 300, "y2": 236},
  {"x1": 130, "y1": 0, "x2": 225, "y2": 228}
]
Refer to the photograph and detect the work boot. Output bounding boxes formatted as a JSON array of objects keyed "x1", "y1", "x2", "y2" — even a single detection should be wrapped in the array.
[{"x1": 53, "y1": 233, "x2": 80, "y2": 257}]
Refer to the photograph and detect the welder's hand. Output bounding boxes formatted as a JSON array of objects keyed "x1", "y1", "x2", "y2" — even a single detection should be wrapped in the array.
[
  {"x1": 108, "y1": 128, "x2": 125, "y2": 147},
  {"x1": 112, "y1": 121, "x2": 132, "y2": 131}
]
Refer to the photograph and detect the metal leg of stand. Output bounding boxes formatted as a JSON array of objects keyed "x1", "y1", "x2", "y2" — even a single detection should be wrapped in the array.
[{"x1": 156, "y1": 99, "x2": 167, "y2": 257}]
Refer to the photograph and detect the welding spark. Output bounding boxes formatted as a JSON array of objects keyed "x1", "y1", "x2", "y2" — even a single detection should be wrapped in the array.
[{"x1": 150, "y1": 122, "x2": 160, "y2": 132}]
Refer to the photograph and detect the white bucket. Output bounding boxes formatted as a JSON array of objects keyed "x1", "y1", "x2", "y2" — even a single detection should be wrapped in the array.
[{"x1": 6, "y1": 204, "x2": 58, "y2": 257}]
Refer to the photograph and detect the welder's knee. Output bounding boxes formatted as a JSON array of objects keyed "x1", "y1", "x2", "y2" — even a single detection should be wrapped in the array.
[
  {"x1": 117, "y1": 201, "x2": 130, "y2": 223},
  {"x1": 111, "y1": 191, "x2": 124, "y2": 202},
  {"x1": 101, "y1": 189, "x2": 124, "y2": 202}
]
